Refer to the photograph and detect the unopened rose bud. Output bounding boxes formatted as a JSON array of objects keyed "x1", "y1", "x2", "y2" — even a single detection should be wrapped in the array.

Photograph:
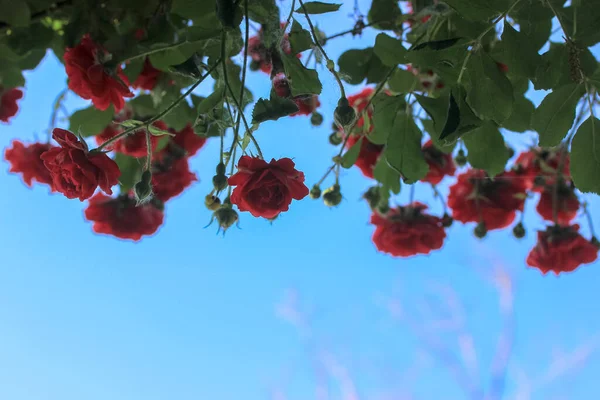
[
  {"x1": 310, "y1": 112, "x2": 324, "y2": 126},
  {"x1": 134, "y1": 170, "x2": 153, "y2": 203},
  {"x1": 377, "y1": 203, "x2": 390, "y2": 215},
  {"x1": 329, "y1": 132, "x2": 343, "y2": 145},
  {"x1": 216, "y1": 162, "x2": 226, "y2": 175},
  {"x1": 213, "y1": 173, "x2": 228, "y2": 192},
  {"x1": 323, "y1": 184, "x2": 342, "y2": 207},
  {"x1": 474, "y1": 222, "x2": 487, "y2": 239},
  {"x1": 205, "y1": 194, "x2": 222, "y2": 211},
  {"x1": 334, "y1": 97, "x2": 357, "y2": 128},
  {"x1": 513, "y1": 222, "x2": 526, "y2": 239},
  {"x1": 363, "y1": 186, "x2": 381, "y2": 210},
  {"x1": 309, "y1": 185, "x2": 322, "y2": 199},
  {"x1": 442, "y1": 213, "x2": 453, "y2": 227},
  {"x1": 213, "y1": 205, "x2": 239, "y2": 231},
  {"x1": 591, "y1": 236, "x2": 600, "y2": 249},
  {"x1": 455, "y1": 149, "x2": 467, "y2": 167}
]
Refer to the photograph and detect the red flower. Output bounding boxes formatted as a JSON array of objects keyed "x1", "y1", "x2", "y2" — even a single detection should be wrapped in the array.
[
  {"x1": 345, "y1": 134, "x2": 384, "y2": 179},
  {"x1": 536, "y1": 184, "x2": 580, "y2": 225},
  {"x1": 132, "y1": 58, "x2": 161, "y2": 91},
  {"x1": 292, "y1": 96, "x2": 321, "y2": 116},
  {"x1": 41, "y1": 128, "x2": 120, "y2": 201},
  {"x1": 514, "y1": 148, "x2": 570, "y2": 191},
  {"x1": 228, "y1": 156, "x2": 309, "y2": 219},
  {"x1": 421, "y1": 140, "x2": 456, "y2": 185},
  {"x1": 247, "y1": 23, "x2": 297, "y2": 75},
  {"x1": 95, "y1": 121, "x2": 166, "y2": 157},
  {"x1": 4, "y1": 141, "x2": 55, "y2": 189},
  {"x1": 0, "y1": 87, "x2": 23, "y2": 123},
  {"x1": 170, "y1": 124, "x2": 206, "y2": 157},
  {"x1": 84, "y1": 193, "x2": 164, "y2": 241},
  {"x1": 447, "y1": 169, "x2": 527, "y2": 230},
  {"x1": 527, "y1": 224, "x2": 598, "y2": 275},
  {"x1": 370, "y1": 202, "x2": 446, "y2": 257},
  {"x1": 64, "y1": 35, "x2": 133, "y2": 111},
  {"x1": 348, "y1": 88, "x2": 374, "y2": 130},
  {"x1": 151, "y1": 156, "x2": 197, "y2": 202}
]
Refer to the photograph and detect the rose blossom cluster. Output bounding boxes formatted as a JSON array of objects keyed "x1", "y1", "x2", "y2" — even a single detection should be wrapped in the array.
[{"x1": 331, "y1": 87, "x2": 597, "y2": 275}]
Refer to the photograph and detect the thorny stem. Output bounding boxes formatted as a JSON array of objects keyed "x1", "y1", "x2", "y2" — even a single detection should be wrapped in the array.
[
  {"x1": 144, "y1": 131, "x2": 152, "y2": 170},
  {"x1": 95, "y1": 60, "x2": 221, "y2": 152},
  {"x1": 297, "y1": 0, "x2": 346, "y2": 99}
]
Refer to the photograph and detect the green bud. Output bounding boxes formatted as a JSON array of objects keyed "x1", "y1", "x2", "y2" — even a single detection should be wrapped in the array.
[
  {"x1": 329, "y1": 132, "x2": 343, "y2": 146},
  {"x1": 512, "y1": 222, "x2": 526, "y2": 239},
  {"x1": 377, "y1": 203, "x2": 390, "y2": 215},
  {"x1": 310, "y1": 112, "x2": 324, "y2": 126},
  {"x1": 334, "y1": 97, "x2": 357, "y2": 128},
  {"x1": 442, "y1": 213, "x2": 453, "y2": 228},
  {"x1": 216, "y1": 162, "x2": 226, "y2": 175},
  {"x1": 323, "y1": 184, "x2": 342, "y2": 207},
  {"x1": 591, "y1": 236, "x2": 599, "y2": 249},
  {"x1": 309, "y1": 185, "x2": 322, "y2": 199},
  {"x1": 474, "y1": 222, "x2": 487, "y2": 239},
  {"x1": 213, "y1": 205, "x2": 239, "y2": 231},
  {"x1": 363, "y1": 186, "x2": 381, "y2": 210},
  {"x1": 213, "y1": 173, "x2": 228, "y2": 192},
  {"x1": 205, "y1": 194, "x2": 222, "y2": 211},
  {"x1": 134, "y1": 170, "x2": 153, "y2": 203},
  {"x1": 455, "y1": 149, "x2": 467, "y2": 167}
]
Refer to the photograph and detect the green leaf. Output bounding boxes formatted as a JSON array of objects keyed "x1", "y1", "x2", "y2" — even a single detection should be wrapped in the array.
[
  {"x1": 463, "y1": 121, "x2": 510, "y2": 176},
  {"x1": 465, "y1": 50, "x2": 514, "y2": 124},
  {"x1": 248, "y1": 0, "x2": 280, "y2": 24},
  {"x1": 168, "y1": 53, "x2": 204, "y2": 79},
  {"x1": 533, "y1": 44, "x2": 597, "y2": 90},
  {"x1": 129, "y1": 95, "x2": 157, "y2": 117},
  {"x1": 295, "y1": 1, "x2": 342, "y2": 14},
  {"x1": 369, "y1": 94, "x2": 403, "y2": 145},
  {"x1": 443, "y1": 0, "x2": 509, "y2": 21},
  {"x1": 502, "y1": 96, "x2": 534, "y2": 133},
  {"x1": 69, "y1": 106, "x2": 115, "y2": 137},
  {"x1": 281, "y1": 53, "x2": 322, "y2": 96},
  {"x1": 171, "y1": 0, "x2": 215, "y2": 21},
  {"x1": 440, "y1": 85, "x2": 483, "y2": 142},
  {"x1": 198, "y1": 90, "x2": 225, "y2": 114},
  {"x1": 385, "y1": 112, "x2": 428, "y2": 181},
  {"x1": 367, "y1": 0, "x2": 403, "y2": 31},
  {"x1": 0, "y1": 67, "x2": 25, "y2": 88},
  {"x1": 252, "y1": 97, "x2": 300, "y2": 124},
  {"x1": 161, "y1": 100, "x2": 195, "y2": 131},
  {"x1": 289, "y1": 19, "x2": 314, "y2": 54},
  {"x1": 388, "y1": 68, "x2": 419, "y2": 93},
  {"x1": 421, "y1": 119, "x2": 456, "y2": 154},
  {"x1": 341, "y1": 137, "x2": 363, "y2": 168},
  {"x1": 500, "y1": 21, "x2": 541, "y2": 79},
  {"x1": 413, "y1": 38, "x2": 463, "y2": 51},
  {"x1": 532, "y1": 83, "x2": 586, "y2": 147},
  {"x1": 373, "y1": 33, "x2": 407, "y2": 66},
  {"x1": 373, "y1": 156, "x2": 401, "y2": 194},
  {"x1": 570, "y1": 117, "x2": 600, "y2": 194},
  {"x1": 562, "y1": 5, "x2": 600, "y2": 47},
  {"x1": 0, "y1": 0, "x2": 31, "y2": 27},
  {"x1": 148, "y1": 124, "x2": 175, "y2": 137},
  {"x1": 115, "y1": 153, "x2": 143, "y2": 193},
  {"x1": 119, "y1": 119, "x2": 144, "y2": 128},
  {"x1": 122, "y1": 57, "x2": 145, "y2": 83},
  {"x1": 415, "y1": 93, "x2": 461, "y2": 151},
  {"x1": 338, "y1": 48, "x2": 388, "y2": 85},
  {"x1": 406, "y1": 40, "x2": 468, "y2": 84}
]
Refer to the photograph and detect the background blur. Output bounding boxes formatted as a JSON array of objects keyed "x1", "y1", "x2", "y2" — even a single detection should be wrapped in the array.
[{"x1": 1, "y1": 1, "x2": 599, "y2": 399}]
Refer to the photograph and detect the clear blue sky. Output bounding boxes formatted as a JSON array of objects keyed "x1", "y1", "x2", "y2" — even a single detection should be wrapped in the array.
[{"x1": 1, "y1": 2, "x2": 599, "y2": 399}]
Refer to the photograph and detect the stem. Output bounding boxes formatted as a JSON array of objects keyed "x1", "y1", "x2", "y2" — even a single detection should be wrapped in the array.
[
  {"x1": 144, "y1": 131, "x2": 152, "y2": 170},
  {"x1": 95, "y1": 60, "x2": 221, "y2": 152},
  {"x1": 432, "y1": 185, "x2": 448, "y2": 214},
  {"x1": 409, "y1": 184, "x2": 415, "y2": 204},
  {"x1": 547, "y1": 0, "x2": 571, "y2": 40},
  {"x1": 297, "y1": 0, "x2": 346, "y2": 98},
  {"x1": 316, "y1": 165, "x2": 336, "y2": 186},
  {"x1": 281, "y1": 0, "x2": 297, "y2": 45},
  {"x1": 227, "y1": 144, "x2": 238, "y2": 198},
  {"x1": 583, "y1": 202, "x2": 597, "y2": 238},
  {"x1": 47, "y1": 88, "x2": 68, "y2": 142},
  {"x1": 322, "y1": 19, "x2": 388, "y2": 42}
]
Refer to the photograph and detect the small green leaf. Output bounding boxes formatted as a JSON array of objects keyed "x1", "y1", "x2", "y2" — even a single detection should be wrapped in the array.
[
  {"x1": 466, "y1": 50, "x2": 514, "y2": 124},
  {"x1": 129, "y1": 95, "x2": 157, "y2": 117},
  {"x1": 122, "y1": 57, "x2": 145, "y2": 83},
  {"x1": 171, "y1": 0, "x2": 215, "y2": 21},
  {"x1": 115, "y1": 153, "x2": 143, "y2": 193},
  {"x1": 288, "y1": 19, "x2": 314, "y2": 54},
  {"x1": 373, "y1": 33, "x2": 407, "y2": 66},
  {"x1": 252, "y1": 97, "x2": 300, "y2": 124},
  {"x1": 413, "y1": 38, "x2": 462, "y2": 51},
  {"x1": 295, "y1": 1, "x2": 342, "y2": 14},
  {"x1": 501, "y1": 21, "x2": 541, "y2": 79},
  {"x1": 463, "y1": 121, "x2": 510, "y2": 177},
  {"x1": 0, "y1": 0, "x2": 30, "y2": 27},
  {"x1": 198, "y1": 90, "x2": 225, "y2": 114},
  {"x1": 385, "y1": 112, "x2": 429, "y2": 181},
  {"x1": 532, "y1": 83, "x2": 586, "y2": 147},
  {"x1": 570, "y1": 117, "x2": 600, "y2": 194},
  {"x1": 388, "y1": 68, "x2": 419, "y2": 93},
  {"x1": 248, "y1": 0, "x2": 280, "y2": 24},
  {"x1": 69, "y1": 106, "x2": 115, "y2": 137},
  {"x1": 338, "y1": 48, "x2": 388, "y2": 85},
  {"x1": 120, "y1": 119, "x2": 144, "y2": 128},
  {"x1": 440, "y1": 92, "x2": 460, "y2": 140},
  {"x1": 373, "y1": 156, "x2": 401, "y2": 194},
  {"x1": 169, "y1": 53, "x2": 204, "y2": 79},
  {"x1": 148, "y1": 124, "x2": 175, "y2": 137},
  {"x1": 502, "y1": 96, "x2": 534, "y2": 133},
  {"x1": 367, "y1": 0, "x2": 403, "y2": 31},
  {"x1": 443, "y1": 0, "x2": 509, "y2": 21},
  {"x1": 281, "y1": 53, "x2": 322, "y2": 96},
  {"x1": 341, "y1": 137, "x2": 363, "y2": 169}
]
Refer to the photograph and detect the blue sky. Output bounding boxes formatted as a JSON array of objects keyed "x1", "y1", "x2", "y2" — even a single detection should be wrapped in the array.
[{"x1": 1, "y1": 2, "x2": 600, "y2": 399}]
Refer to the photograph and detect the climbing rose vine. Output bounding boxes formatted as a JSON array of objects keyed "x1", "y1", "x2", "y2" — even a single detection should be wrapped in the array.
[{"x1": 1, "y1": 0, "x2": 600, "y2": 274}]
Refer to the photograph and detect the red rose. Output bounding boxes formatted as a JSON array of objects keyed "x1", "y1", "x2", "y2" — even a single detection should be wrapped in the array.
[
  {"x1": 345, "y1": 134, "x2": 384, "y2": 179},
  {"x1": 41, "y1": 128, "x2": 120, "y2": 201},
  {"x1": 0, "y1": 87, "x2": 23, "y2": 123},
  {"x1": 4, "y1": 141, "x2": 55, "y2": 189},
  {"x1": 247, "y1": 23, "x2": 297, "y2": 75},
  {"x1": 170, "y1": 124, "x2": 206, "y2": 157},
  {"x1": 448, "y1": 169, "x2": 527, "y2": 230},
  {"x1": 514, "y1": 148, "x2": 570, "y2": 191},
  {"x1": 64, "y1": 35, "x2": 133, "y2": 111},
  {"x1": 95, "y1": 121, "x2": 165, "y2": 157},
  {"x1": 292, "y1": 96, "x2": 321, "y2": 116},
  {"x1": 84, "y1": 193, "x2": 164, "y2": 241},
  {"x1": 228, "y1": 156, "x2": 309, "y2": 219},
  {"x1": 370, "y1": 202, "x2": 446, "y2": 257},
  {"x1": 536, "y1": 184, "x2": 580, "y2": 225},
  {"x1": 421, "y1": 140, "x2": 456, "y2": 185},
  {"x1": 527, "y1": 224, "x2": 598, "y2": 275},
  {"x1": 132, "y1": 58, "x2": 161, "y2": 91},
  {"x1": 152, "y1": 156, "x2": 197, "y2": 202}
]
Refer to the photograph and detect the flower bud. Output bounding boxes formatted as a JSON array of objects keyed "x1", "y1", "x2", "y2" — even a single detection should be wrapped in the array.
[
  {"x1": 150, "y1": 196, "x2": 165, "y2": 211},
  {"x1": 455, "y1": 149, "x2": 467, "y2": 167},
  {"x1": 213, "y1": 205, "x2": 239, "y2": 232},
  {"x1": 377, "y1": 203, "x2": 390, "y2": 215},
  {"x1": 213, "y1": 173, "x2": 228, "y2": 192},
  {"x1": 591, "y1": 236, "x2": 600, "y2": 249},
  {"x1": 512, "y1": 222, "x2": 526, "y2": 239},
  {"x1": 474, "y1": 222, "x2": 487, "y2": 239},
  {"x1": 442, "y1": 213, "x2": 453, "y2": 227},
  {"x1": 323, "y1": 184, "x2": 342, "y2": 207},
  {"x1": 309, "y1": 185, "x2": 322, "y2": 199},
  {"x1": 216, "y1": 162, "x2": 226, "y2": 175},
  {"x1": 310, "y1": 112, "x2": 324, "y2": 126},
  {"x1": 134, "y1": 170, "x2": 153, "y2": 203},
  {"x1": 363, "y1": 186, "x2": 381, "y2": 210},
  {"x1": 334, "y1": 97, "x2": 357, "y2": 128},
  {"x1": 250, "y1": 60, "x2": 261, "y2": 71},
  {"x1": 329, "y1": 132, "x2": 343, "y2": 145},
  {"x1": 205, "y1": 194, "x2": 222, "y2": 211}
]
